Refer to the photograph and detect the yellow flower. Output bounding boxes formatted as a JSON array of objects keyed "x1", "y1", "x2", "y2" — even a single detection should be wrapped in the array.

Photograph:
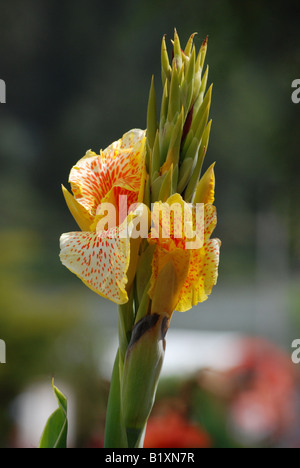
[
  {"x1": 148, "y1": 166, "x2": 220, "y2": 314},
  {"x1": 59, "y1": 129, "x2": 146, "y2": 304}
]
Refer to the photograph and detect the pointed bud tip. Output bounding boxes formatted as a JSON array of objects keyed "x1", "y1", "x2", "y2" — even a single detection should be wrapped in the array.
[{"x1": 202, "y1": 35, "x2": 208, "y2": 47}]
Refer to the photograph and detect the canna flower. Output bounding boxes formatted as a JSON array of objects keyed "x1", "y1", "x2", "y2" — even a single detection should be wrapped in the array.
[
  {"x1": 59, "y1": 129, "x2": 146, "y2": 304},
  {"x1": 46, "y1": 29, "x2": 222, "y2": 450},
  {"x1": 148, "y1": 164, "x2": 220, "y2": 315}
]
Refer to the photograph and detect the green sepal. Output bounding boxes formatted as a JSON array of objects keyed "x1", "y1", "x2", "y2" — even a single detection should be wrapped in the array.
[
  {"x1": 172, "y1": 29, "x2": 182, "y2": 70},
  {"x1": 160, "y1": 79, "x2": 169, "y2": 131},
  {"x1": 182, "y1": 136, "x2": 200, "y2": 166},
  {"x1": 136, "y1": 244, "x2": 156, "y2": 305},
  {"x1": 181, "y1": 46, "x2": 195, "y2": 118},
  {"x1": 199, "y1": 36, "x2": 208, "y2": 70},
  {"x1": 182, "y1": 100, "x2": 210, "y2": 160},
  {"x1": 163, "y1": 107, "x2": 184, "y2": 171},
  {"x1": 171, "y1": 163, "x2": 179, "y2": 194},
  {"x1": 161, "y1": 35, "x2": 171, "y2": 86},
  {"x1": 167, "y1": 61, "x2": 181, "y2": 123},
  {"x1": 158, "y1": 164, "x2": 174, "y2": 202},
  {"x1": 184, "y1": 33, "x2": 197, "y2": 57},
  {"x1": 159, "y1": 118, "x2": 175, "y2": 167},
  {"x1": 199, "y1": 65, "x2": 209, "y2": 96},
  {"x1": 146, "y1": 75, "x2": 158, "y2": 153},
  {"x1": 192, "y1": 44, "x2": 202, "y2": 105},
  {"x1": 190, "y1": 84, "x2": 212, "y2": 141},
  {"x1": 143, "y1": 174, "x2": 151, "y2": 208},
  {"x1": 151, "y1": 130, "x2": 161, "y2": 182},
  {"x1": 177, "y1": 157, "x2": 194, "y2": 193},
  {"x1": 151, "y1": 173, "x2": 166, "y2": 203},
  {"x1": 134, "y1": 280, "x2": 151, "y2": 324},
  {"x1": 184, "y1": 120, "x2": 212, "y2": 202}
]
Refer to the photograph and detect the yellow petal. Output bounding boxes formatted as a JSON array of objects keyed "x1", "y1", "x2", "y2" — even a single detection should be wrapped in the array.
[
  {"x1": 62, "y1": 185, "x2": 94, "y2": 232},
  {"x1": 149, "y1": 247, "x2": 191, "y2": 317},
  {"x1": 202, "y1": 238, "x2": 221, "y2": 295},
  {"x1": 203, "y1": 203, "x2": 217, "y2": 241},
  {"x1": 149, "y1": 193, "x2": 205, "y2": 250},
  {"x1": 175, "y1": 237, "x2": 221, "y2": 312},
  {"x1": 59, "y1": 217, "x2": 132, "y2": 304},
  {"x1": 194, "y1": 162, "x2": 215, "y2": 204},
  {"x1": 148, "y1": 193, "x2": 220, "y2": 314},
  {"x1": 149, "y1": 193, "x2": 187, "y2": 244},
  {"x1": 69, "y1": 129, "x2": 146, "y2": 217}
]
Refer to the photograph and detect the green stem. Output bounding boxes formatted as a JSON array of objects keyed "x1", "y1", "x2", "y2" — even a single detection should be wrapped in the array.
[
  {"x1": 104, "y1": 350, "x2": 127, "y2": 448},
  {"x1": 126, "y1": 425, "x2": 146, "y2": 448},
  {"x1": 118, "y1": 296, "x2": 134, "y2": 368},
  {"x1": 104, "y1": 297, "x2": 136, "y2": 448}
]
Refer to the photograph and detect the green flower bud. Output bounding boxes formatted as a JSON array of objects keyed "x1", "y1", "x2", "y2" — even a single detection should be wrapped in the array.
[{"x1": 121, "y1": 314, "x2": 168, "y2": 447}]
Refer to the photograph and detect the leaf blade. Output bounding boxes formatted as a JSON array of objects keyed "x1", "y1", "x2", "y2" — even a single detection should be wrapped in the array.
[{"x1": 39, "y1": 382, "x2": 68, "y2": 449}]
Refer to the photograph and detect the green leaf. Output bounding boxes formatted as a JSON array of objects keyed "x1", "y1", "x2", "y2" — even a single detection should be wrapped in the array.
[{"x1": 39, "y1": 380, "x2": 68, "y2": 448}]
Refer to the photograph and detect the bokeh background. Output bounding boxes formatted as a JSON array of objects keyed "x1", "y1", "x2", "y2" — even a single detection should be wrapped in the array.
[{"x1": 1, "y1": 0, "x2": 300, "y2": 448}]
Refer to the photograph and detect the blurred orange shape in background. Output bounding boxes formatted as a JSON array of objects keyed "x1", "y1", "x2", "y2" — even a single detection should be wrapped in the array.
[{"x1": 144, "y1": 410, "x2": 211, "y2": 448}]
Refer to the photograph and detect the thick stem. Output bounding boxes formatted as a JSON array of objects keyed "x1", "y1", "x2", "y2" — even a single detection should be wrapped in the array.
[
  {"x1": 121, "y1": 314, "x2": 168, "y2": 447},
  {"x1": 104, "y1": 350, "x2": 127, "y2": 448},
  {"x1": 118, "y1": 296, "x2": 134, "y2": 368},
  {"x1": 104, "y1": 296, "x2": 136, "y2": 448}
]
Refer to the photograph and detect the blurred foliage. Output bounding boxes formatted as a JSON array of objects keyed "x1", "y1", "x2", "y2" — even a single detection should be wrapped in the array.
[
  {"x1": 0, "y1": 229, "x2": 109, "y2": 447},
  {"x1": 0, "y1": 0, "x2": 299, "y2": 448},
  {"x1": 1, "y1": 0, "x2": 299, "y2": 280}
]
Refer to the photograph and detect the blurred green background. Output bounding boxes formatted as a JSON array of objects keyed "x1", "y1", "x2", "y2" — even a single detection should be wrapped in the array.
[{"x1": 0, "y1": 0, "x2": 300, "y2": 448}]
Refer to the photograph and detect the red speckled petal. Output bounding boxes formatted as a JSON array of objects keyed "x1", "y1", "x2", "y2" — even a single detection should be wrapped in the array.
[
  {"x1": 69, "y1": 129, "x2": 146, "y2": 217},
  {"x1": 175, "y1": 237, "x2": 221, "y2": 312},
  {"x1": 59, "y1": 224, "x2": 131, "y2": 304},
  {"x1": 148, "y1": 194, "x2": 220, "y2": 313},
  {"x1": 204, "y1": 204, "x2": 217, "y2": 241}
]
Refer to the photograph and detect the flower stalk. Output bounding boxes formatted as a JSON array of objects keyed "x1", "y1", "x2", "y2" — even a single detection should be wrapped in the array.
[
  {"x1": 109, "y1": 30, "x2": 219, "y2": 447},
  {"x1": 59, "y1": 29, "x2": 220, "y2": 449}
]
